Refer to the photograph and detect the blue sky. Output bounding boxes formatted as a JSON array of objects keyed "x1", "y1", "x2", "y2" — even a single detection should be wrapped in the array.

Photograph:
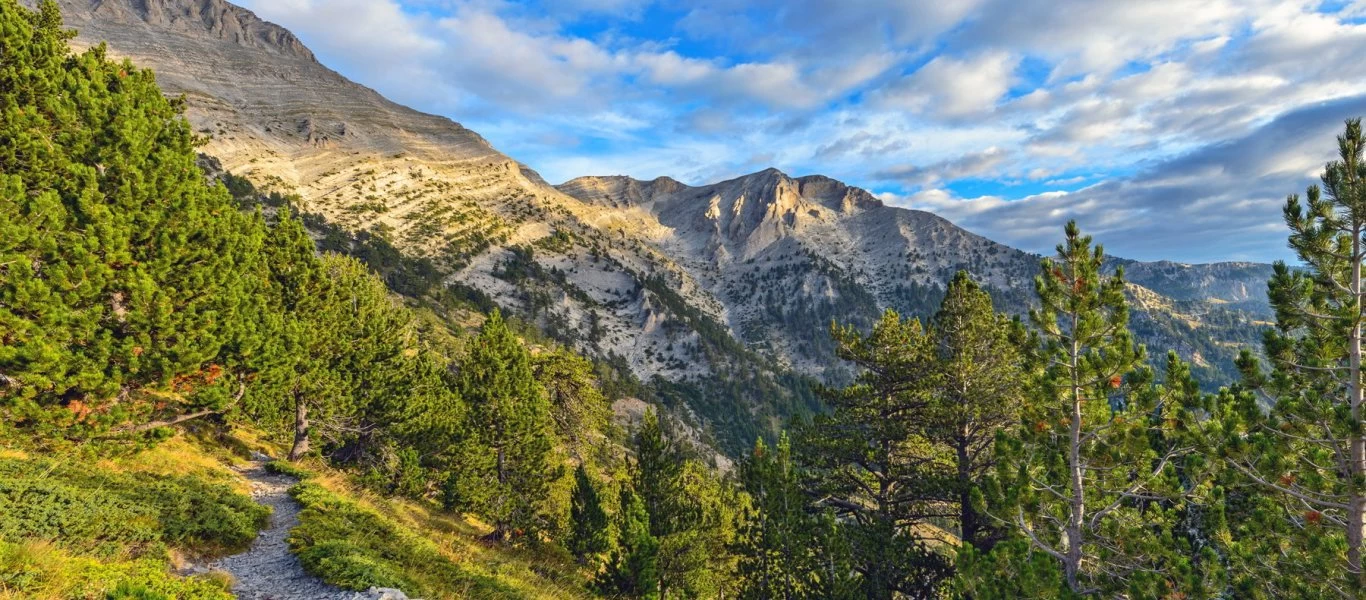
[{"x1": 236, "y1": 0, "x2": 1366, "y2": 263}]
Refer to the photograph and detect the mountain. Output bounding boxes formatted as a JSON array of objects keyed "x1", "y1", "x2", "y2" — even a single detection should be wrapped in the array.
[
  {"x1": 557, "y1": 173, "x2": 1273, "y2": 382},
  {"x1": 34, "y1": 0, "x2": 1275, "y2": 451}
]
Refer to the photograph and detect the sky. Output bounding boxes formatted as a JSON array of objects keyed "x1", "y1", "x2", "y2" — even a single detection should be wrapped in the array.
[{"x1": 234, "y1": 0, "x2": 1366, "y2": 264}]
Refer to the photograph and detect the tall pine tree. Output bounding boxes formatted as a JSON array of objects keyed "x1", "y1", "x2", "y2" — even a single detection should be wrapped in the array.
[
  {"x1": 737, "y1": 433, "x2": 812, "y2": 600},
  {"x1": 447, "y1": 310, "x2": 557, "y2": 542},
  {"x1": 798, "y1": 310, "x2": 952, "y2": 599},
  {"x1": 598, "y1": 486, "x2": 661, "y2": 600},
  {"x1": 992, "y1": 221, "x2": 1201, "y2": 596},
  {"x1": 928, "y1": 271, "x2": 1025, "y2": 552},
  {"x1": 568, "y1": 463, "x2": 611, "y2": 564},
  {"x1": 1220, "y1": 118, "x2": 1366, "y2": 595}
]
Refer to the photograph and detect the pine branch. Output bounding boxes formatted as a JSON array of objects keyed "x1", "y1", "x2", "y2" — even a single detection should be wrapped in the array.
[
  {"x1": 106, "y1": 380, "x2": 245, "y2": 435},
  {"x1": 1088, "y1": 447, "x2": 1183, "y2": 530},
  {"x1": 1226, "y1": 459, "x2": 1351, "y2": 510},
  {"x1": 1015, "y1": 509, "x2": 1067, "y2": 563}
]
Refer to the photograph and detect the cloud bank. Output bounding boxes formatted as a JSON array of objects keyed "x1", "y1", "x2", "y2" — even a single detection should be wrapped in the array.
[{"x1": 236, "y1": 0, "x2": 1366, "y2": 262}]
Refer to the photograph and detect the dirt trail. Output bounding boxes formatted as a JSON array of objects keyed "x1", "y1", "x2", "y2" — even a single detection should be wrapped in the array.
[{"x1": 209, "y1": 460, "x2": 349, "y2": 600}]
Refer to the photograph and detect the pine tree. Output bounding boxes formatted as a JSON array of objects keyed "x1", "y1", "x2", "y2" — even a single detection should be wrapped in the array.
[
  {"x1": 447, "y1": 310, "x2": 557, "y2": 541},
  {"x1": 254, "y1": 213, "x2": 336, "y2": 461},
  {"x1": 1218, "y1": 118, "x2": 1366, "y2": 595},
  {"x1": 664, "y1": 459, "x2": 744, "y2": 599},
  {"x1": 597, "y1": 486, "x2": 660, "y2": 600},
  {"x1": 630, "y1": 409, "x2": 686, "y2": 597},
  {"x1": 803, "y1": 510, "x2": 861, "y2": 600},
  {"x1": 309, "y1": 254, "x2": 425, "y2": 468},
  {"x1": 737, "y1": 433, "x2": 810, "y2": 600},
  {"x1": 534, "y1": 348, "x2": 611, "y2": 453},
  {"x1": 249, "y1": 221, "x2": 423, "y2": 465},
  {"x1": 569, "y1": 463, "x2": 611, "y2": 564},
  {"x1": 928, "y1": 271, "x2": 1024, "y2": 552},
  {"x1": 625, "y1": 409, "x2": 741, "y2": 598},
  {"x1": 0, "y1": 0, "x2": 265, "y2": 437},
  {"x1": 633, "y1": 409, "x2": 685, "y2": 540},
  {"x1": 797, "y1": 309, "x2": 952, "y2": 599},
  {"x1": 993, "y1": 221, "x2": 1200, "y2": 596}
]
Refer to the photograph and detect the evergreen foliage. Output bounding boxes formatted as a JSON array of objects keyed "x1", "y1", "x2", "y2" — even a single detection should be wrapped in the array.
[
  {"x1": 984, "y1": 222, "x2": 1210, "y2": 597},
  {"x1": 927, "y1": 271, "x2": 1025, "y2": 552},
  {"x1": 568, "y1": 464, "x2": 611, "y2": 564},
  {"x1": 446, "y1": 310, "x2": 558, "y2": 542},
  {"x1": 0, "y1": 0, "x2": 265, "y2": 437},
  {"x1": 798, "y1": 310, "x2": 953, "y2": 598},
  {"x1": 736, "y1": 433, "x2": 815, "y2": 600},
  {"x1": 1215, "y1": 118, "x2": 1366, "y2": 596},
  {"x1": 535, "y1": 348, "x2": 613, "y2": 454},
  {"x1": 596, "y1": 487, "x2": 660, "y2": 600}
]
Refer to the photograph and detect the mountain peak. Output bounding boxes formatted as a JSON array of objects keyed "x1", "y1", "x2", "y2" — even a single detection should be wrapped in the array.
[
  {"x1": 28, "y1": 0, "x2": 314, "y2": 61},
  {"x1": 38, "y1": 0, "x2": 500, "y2": 168},
  {"x1": 555, "y1": 174, "x2": 689, "y2": 208}
]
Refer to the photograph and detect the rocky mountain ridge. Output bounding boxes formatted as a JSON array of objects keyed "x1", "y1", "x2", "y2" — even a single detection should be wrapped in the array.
[{"x1": 33, "y1": 0, "x2": 1276, "y2": 450}]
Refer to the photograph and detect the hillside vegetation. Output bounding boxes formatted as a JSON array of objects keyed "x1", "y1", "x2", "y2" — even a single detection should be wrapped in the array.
[
  {"x1": 25, "y1": 0, "x2": 1279, "y2": 455},
  {"x1": 7, "y1": 2, "x2": 1366, "y2": 599}
]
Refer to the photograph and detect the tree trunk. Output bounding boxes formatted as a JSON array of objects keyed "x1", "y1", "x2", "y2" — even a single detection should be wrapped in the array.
[
  {"x1": 494, "y1": 444, "x2": 508, "y2": 539},
  {"x1": 1350, "y1": 231, "x2": 1365, "y2": 585},
  {"x1": 1065, "y1": 317, "x2": 1085, "y2": 593},
  {"x1": 288, "y1": 395, "x2": 310, "y2": 462},
  {"x1": 957, "y1": 432, "x2": 979, "y2": 550}
]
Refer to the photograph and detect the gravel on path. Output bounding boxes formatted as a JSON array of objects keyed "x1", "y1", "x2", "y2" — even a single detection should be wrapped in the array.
[
  {"x1": 208, "y1": 460, "x2": 353, "y2": 600},
  {"x1": 200, "y1": 459, "x2": 416, "y2": 600}
]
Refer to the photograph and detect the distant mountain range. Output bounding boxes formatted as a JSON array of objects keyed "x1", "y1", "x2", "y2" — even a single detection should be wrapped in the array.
[{"x1": 29, "y1": 0, "x2": 1277, "y2": 450}]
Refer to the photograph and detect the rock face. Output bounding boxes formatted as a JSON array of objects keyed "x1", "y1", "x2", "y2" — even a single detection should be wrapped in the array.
[
  {"x1": 23, "y1": 0, "x2": 499, "y2": 164},
  {"x1": 33, "y1": 0, "x2": 1275, "y2": 449},
  {"x1": 558, "y1": 171, "x2": 1273, "y2": 381},
  {"x1": 51, "y1": 0, "x2": 314, "y2": 59}
]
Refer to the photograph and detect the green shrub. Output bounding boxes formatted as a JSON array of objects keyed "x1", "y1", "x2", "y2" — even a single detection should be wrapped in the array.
[
  {"x1": 0, "y1": 477, "x2": 163, "y2": 558},
  {"x1": 295, "y1": 540, "x2": 410, "y2": 590},
  {"x1": 264, "y1": 459, "x2": 314, "y2": 480},
  {"x1": 0, "y1": 541, "x2": 234, "y2": 600},
  {"x1": 287, "y1": 482, "x2": 525, "y2": 598},
  {"x1": 107, "y1": 581, "x2": 173, "y2": 600},
  {"x1": 0, "y1": 458, "x2": 269, "y2": 559}
]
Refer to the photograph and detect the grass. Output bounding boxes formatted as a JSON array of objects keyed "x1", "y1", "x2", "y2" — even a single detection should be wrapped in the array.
[
  {"x1": 0, "y1": 540, "x2": 234, "y2": 600},
  {"x1": 281, "y1": 463, "x2": 597, "y2": 600},
  {"x1": 0, "y1": 434, "x2": 269, "y2": 599}
]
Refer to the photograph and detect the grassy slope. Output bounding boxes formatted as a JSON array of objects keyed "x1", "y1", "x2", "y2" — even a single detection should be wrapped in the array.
[
  {"x1": 277, "y1": 463, "x2": 595, "y2": 600},
  {"x1": 0, "y1": 435, "x2": 259, "y2": 600},
  {"x1": 0, "y1": 429, "x2": 597, "y2": 600}
]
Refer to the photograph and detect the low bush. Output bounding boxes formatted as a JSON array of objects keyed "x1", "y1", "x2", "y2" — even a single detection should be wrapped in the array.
[
  {"x1": 0, "y1": 540, "x2": 234, "y2": 600},
  {"x1": 264, "y1": 459, "x2": 314, "y2": 480},
  {"x1": 287, "y1": 481, "x2": 524, "y2": 599},
  {"x1": 0, "y1": 458, "x2": 269, "y2": 559}
]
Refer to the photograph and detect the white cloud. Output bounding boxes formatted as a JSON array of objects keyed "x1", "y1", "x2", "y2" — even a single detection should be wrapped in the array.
[
  {"x1": 879, "y1": 96, "x2": 1366, "y2": 262},
  {"x1": 875, "y1": 52, "x2": 1018, "y2": 118},
  {"x1": 953, "y1": 0, "x2": 1257, "y2": 77},
  {"x1": 235, "y1": 0, "x2": 1366, "y2": 262},
  {"x1": 874, "y1": 147, "x2": 1010, "y2": 185}
]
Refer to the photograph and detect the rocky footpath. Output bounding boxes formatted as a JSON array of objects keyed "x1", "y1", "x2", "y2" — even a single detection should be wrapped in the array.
[{"x1": 195, "y1": 456, "x2": 420, "y2": 600}]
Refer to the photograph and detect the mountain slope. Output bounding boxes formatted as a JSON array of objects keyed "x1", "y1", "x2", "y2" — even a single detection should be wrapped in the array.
[
  {"x1": 37, "y1": 0, "x2": 1273, "y2": 451},
  {"x1": 558, "y1": 172, "x2": 1273, "y2": 384}
]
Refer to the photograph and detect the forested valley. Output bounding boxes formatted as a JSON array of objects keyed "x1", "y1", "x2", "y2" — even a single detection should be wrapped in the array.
[{"x1": 5, "y1": 1, "x2": 1366, "y2": 599}]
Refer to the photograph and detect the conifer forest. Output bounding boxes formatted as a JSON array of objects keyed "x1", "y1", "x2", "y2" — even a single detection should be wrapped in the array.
[{"x1": 5, "y1": 1, "x2": 1366, "y2": 598}]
